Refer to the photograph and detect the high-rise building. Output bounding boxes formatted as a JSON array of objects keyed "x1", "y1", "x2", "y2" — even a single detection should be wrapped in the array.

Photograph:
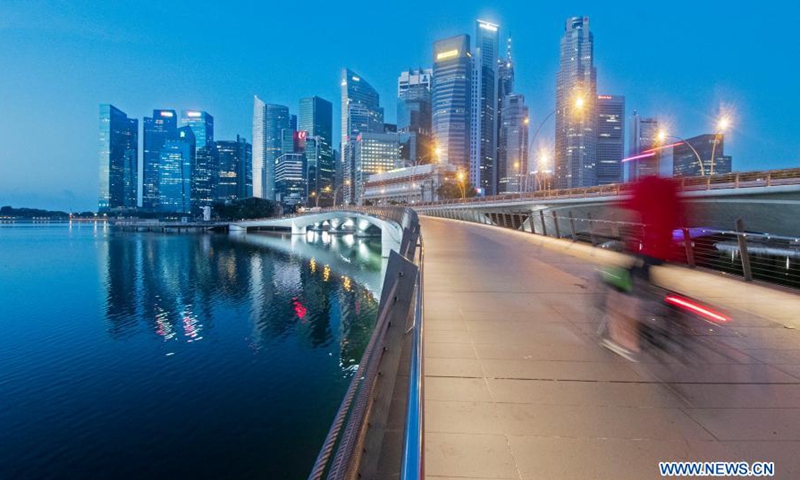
[
  {"x1": 351, "y1": 132, "x2": 400, "y2": 204},
  {"x1": 397, "y1": 68, "x2": 433, "y2": 164},
  {"x1": 432, "y1": 34, "x2": 472, "y2": 172},
  {"x1": 180, "y1": 110, "x2": 214, "y2": 149},
  {"x1": 264, "y1": 104, "x2": 291, "y2": 201},
  {"x1": 252, "y1": 96, "x2": 266, "y2": 198},
  {"x1": 341, "y1": 69, "x2": 384, "y2": 201},
  {"x1": 555, "y1": 16, "x2": 598, "y2": 189},
  {"x1": 299, "y1": 96, "x2": 334, "y2": 203},
  {"x1": 673, "y1": 134, "x2": 732, "y2": 177},
  {"x1": 627, "y1": 112, "x2": 660, "y2": 181},
  {"x1": 143, "y1": 109, "x2": 178, "y2": 211},
  {"x1": 192, "y1": 143, "x2": 218, "y2": 213},
  {"x1": 157, "y1": 126, "x2": 195, "y2": 214},
  {"x1": 216, "y1": 136, "x2": 252, "y2": 201},
  {"x1": 275, "y1": 153, "x2": 306, "y2": 206},
  {"x1": 98, "y1": 104, "x2": 138, "y2": 212},
  {"x1": 471, "y1": 20, "x2": 500, "y2": 196},
  {"x1": 497, "y1": 94, "x2": 529, "y2": 193},
  {"x1": 596, "y1": 95, "x2": 625, "y2": 185}
]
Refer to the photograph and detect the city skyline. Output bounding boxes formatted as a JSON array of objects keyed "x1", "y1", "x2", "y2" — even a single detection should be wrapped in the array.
[{"x1": 2, "y1": 1, "x2": 800, "y2": 210}]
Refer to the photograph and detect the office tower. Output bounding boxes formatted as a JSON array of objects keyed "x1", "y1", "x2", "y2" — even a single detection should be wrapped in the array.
[
  {"x1": 275, "y1": 153, "x2": 307, "y2": 205},
  {"x1": 192, "y1": 142, "x2": 218, "y2": 213},
  {"x1": 341, "y1": 69, "x2": 384, "y2": 201},
  {"x1": 252, "y1": 96, "x2": 266, "y2": 198},
  {"x1": 98, "y1": 104, "x2": 138, "y2": 212},
  {"x1": 673, "y1": 134, "x2": 732, "y2": 177},
  {"x1": 432, "y1": 34, "x2": 472, "y2": 172},
  {"x1": 351, "y1": 132, "x2": 400, "y2": 204},
  {"x1": 627, "y1": 112, "x2": 660, "y2": 181},
  {"x1": 290, "y1": 114, "x2": 297, "y2": 132},
  {"x1": 497, "y1": 38, "x2": 514, "y2": 102},
  {"x1": 299, "y1": 96, "x2": 334, "y2": 202},
  {"x1": 397, "y1": 68, "x2": 433, "y2": 164},
  {"x1": 216, "y1": 135, "x2": 253, "y2": 201},
  {"x1": 143, "y1": 109, "x2": 178, "y2": 210},
  {"x1": 158, "y1": 126, "x2": 195, "y2": 213},
  {"x1": 263, "y1": 104, "x2": 292, "y2": 201},
  {"x1": 471, "y1": 20, "x2": 500, "y2": 195},
  {"x1": 555, "y1": 16, "x2": 598, "y2": 189},
  {"x1": 497, "y1": 94, "x2": 529, "y2": 193},
  {"x1": 596, "y1": 95, "x2": 625, "y2": 185},
  {"x1": 180, "y1": 110, "x2": 214, "y2": 149}
]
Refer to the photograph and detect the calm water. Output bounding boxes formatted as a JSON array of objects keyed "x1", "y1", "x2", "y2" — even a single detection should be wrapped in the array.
[{"x1": 0, "y1": 224, "x2": 384, "y2": 479}]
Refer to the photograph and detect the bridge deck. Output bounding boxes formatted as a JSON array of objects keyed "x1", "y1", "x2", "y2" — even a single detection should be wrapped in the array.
[{"x1": 422, "y1": 217, "x2": 800, "y2": 480}]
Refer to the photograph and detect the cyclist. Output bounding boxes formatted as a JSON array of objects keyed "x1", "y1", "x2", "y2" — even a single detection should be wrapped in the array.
[{"x1": 601, "y1": 175, "x2": 683, "y2": 360}]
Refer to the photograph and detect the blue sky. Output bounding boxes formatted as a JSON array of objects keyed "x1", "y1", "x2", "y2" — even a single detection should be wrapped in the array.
[{"x1": 1, "y1": 0, "x2": 798, "y2": 211}]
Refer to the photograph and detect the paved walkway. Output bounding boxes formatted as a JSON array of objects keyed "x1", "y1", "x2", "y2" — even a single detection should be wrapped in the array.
[{"x1": 422, "y1": 217, "x2": 800, "y2": 480}]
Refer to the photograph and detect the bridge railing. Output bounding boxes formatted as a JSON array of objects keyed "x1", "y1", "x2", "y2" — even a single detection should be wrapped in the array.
[
  {"x1": 307, "y1": 207, "x2": 425, "y2": 480},
  {"x1": 413, "y1": 167, "x2": 800, "y2": 209}
]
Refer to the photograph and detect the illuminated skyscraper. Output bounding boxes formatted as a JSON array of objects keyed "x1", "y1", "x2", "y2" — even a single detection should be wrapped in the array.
[
  {"x1": 341, "y1": 69, "x2": 384, "y2": 202},
  {"x1": 180, "y1": 110, "x2": 214, "y2": 149},
  {"x1": 596, "y1": 95, "x2": 625, "y2": 185},
  {"x1": 471, "y1": 20, "x2": 500, "y2": 195},
  {"x1": 158, "y1": 126, "x2": 195, "y2": 214},
  {"x1": 143, "y1": 109, "x2": 178, "y2": 211},
  {"x1": 216, "y1": 136, "x2": 252, "y2": 201},
  {"x1": 299, "y1": 96, "x2": 334, "y2": 203},
  {"x1": 627, "y1": 112, "x2": 659, "y2": 181},
  {"x1": 352, "y1": 133, "x2": 400, "y2": 204},
  {"x1": 252, "y1": 96, "x2": 266, "y2": 198},
  {"x1": 497, "y1": 94, "x2": 529, "y2": 193},
  {"x1": 98, "y1": 105, "x2": 138, "y2": 212},
  {"x1": 397, "y1": 68, "x2": 432, "y2": 163},
  {"x1": 555, "y1": 16, "x2": 597, "y2": 189},
  {"x1": 432, "y1": 34, "x2": 472, "y2": 172}
]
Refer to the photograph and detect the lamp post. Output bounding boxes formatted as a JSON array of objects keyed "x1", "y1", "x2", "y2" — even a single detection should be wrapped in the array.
[
  {"x1": 709, "y1": 117, "x2": 730, "y2": 176},
  {"x1": 332, "y1": 180, "x2": 350, "y2": 208},
  {"x1": 655, "y1": 130, "x2": 704, "y2": 177},
  {"x1": 456, "y1": 170, "x2": 467, "y2": 199}
]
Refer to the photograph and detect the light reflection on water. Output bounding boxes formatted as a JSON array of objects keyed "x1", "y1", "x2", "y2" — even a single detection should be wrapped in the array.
[{"x1": 0, "y1": 225, "x2": 383, "y2": 480}]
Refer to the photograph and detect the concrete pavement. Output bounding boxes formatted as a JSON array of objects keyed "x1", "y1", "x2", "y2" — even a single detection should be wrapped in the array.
[{"x1": 422, "y1": 216, "x2": 800, "y2": 480}]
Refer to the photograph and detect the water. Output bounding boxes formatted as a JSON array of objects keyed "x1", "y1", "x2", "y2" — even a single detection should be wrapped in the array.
[{"x1": 0, "y1": 224, "x2": 384, "y2": 479}]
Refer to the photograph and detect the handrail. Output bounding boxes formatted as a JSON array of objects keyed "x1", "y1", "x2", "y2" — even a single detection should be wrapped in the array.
[{"x1": 401, "y1": 235, "x2": 424, "y2": 480}]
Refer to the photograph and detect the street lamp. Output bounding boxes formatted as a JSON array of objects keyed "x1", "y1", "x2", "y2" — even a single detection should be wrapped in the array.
[
  {"x1": 332, "y1": 179, "x2": 350, "y2": 208},
  {"x1": 709, "y1": 116, "x2": 731, "y2": 176},
  {"x1": 456, "y1": 170, "x2": 467, "y2": 199},
  {"x1": 655, "y1": 129, "x2": 705, "y2": 176}
]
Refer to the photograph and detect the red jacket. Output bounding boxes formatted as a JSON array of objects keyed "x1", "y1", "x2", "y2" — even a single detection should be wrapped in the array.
[{"x1": 622, "y1": 176, "x2": 682, "y2": 261}]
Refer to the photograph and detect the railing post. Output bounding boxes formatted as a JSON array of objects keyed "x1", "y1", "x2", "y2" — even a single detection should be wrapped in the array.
[
  {"x1": 529, "y1": 211, "x2": 537, "y2": 234},
  {"x1": 706, "y1": 176, "x2": 711, "y2": 190},
  {"x1": 587, "y1": 212, "x2": 597, "y2": 246},
  {"x1": 735, "y1": 173, "x2": 740, "y2": 188},
  {"x1": 767, "y1": 172, "x2": 772, "y2": 187},
  {"x1": 568, "y1": 211, "x2": 577, "y2": 241},
  {"x1": 735, "y1": 219, "x2": 753, "y2": 281},
  {"x1": 552, "y1": 211, "x2": 560, "y2": 238},
  {"x1": 682, "y1": 228, "x2": 696, "y2": 268},
  {"x1": 539, "y1": 210, "x2": 548, "y2": 236}
]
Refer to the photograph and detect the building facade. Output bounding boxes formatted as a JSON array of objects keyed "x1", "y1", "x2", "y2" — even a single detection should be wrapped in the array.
[
  {"x1": 432, "y1": 34, "x2": 472, "y2": 172},
  {"x1": 299, "y1": 96, "x2": 334, "y2": 204},
  {"x1": 98, "y1": 104, "x2": 138, "y2": 212},
  {"x1": 397, "y1": 68, "x2": 433, "y2": 164},
  {"x1": 497, "y1": 94, "x2": 529, "y2": 193},
  {"x1": 362, "y1": 163, "x2": 458, "y2": 205},
  {"x1": 673, "y1": 134, "x2": 732, "y2": 177},
  {"x1": 471, "y1": 20, "x2": 500, "y2": 196},
  {"x1": 627, "y1": 112, "x2": 660, "y2": 181},
  {"x1": 252, "y1": 96, "x2": 266, "y2": 198},
  {"x1": 157, "y1": 126, "x2": 195, "y2": 214},
  {"x1": 341, "y1": 69, "x2": 384, "y2": 202},
  {"x1": 555, "y1": 16, "x2": 597, "y2": 189},
  {"x1": 192, "y1": 143, "x2": 218, "y2": 213},
  {"x1": 596, "y1": 95, "x2": 625, "y2": 185},
  {"x1": 216, "y1": 136, "x2": 252, "y2": 201},
  {"x1": 352, "y1": 132, "x2": 400, "y2": 204},
  {"x1": 143, "y1": 109, "x2": 178, "y2": 211},
  {"x1": 275, "y1": 153, "x2": 306, "y2": 206},
  {"x1": 180, "y1": 110, "x2": 214, "y2": 149}
]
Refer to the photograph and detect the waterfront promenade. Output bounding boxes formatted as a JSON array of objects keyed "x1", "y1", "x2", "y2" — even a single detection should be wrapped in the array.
[{"x1": 422, "y1": 216, "x2": 800, "y2": 480}]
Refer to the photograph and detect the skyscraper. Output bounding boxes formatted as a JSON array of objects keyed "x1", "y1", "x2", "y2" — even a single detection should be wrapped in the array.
[
  {"x1": 143, "y1": 109, "x2": 178, "y2": 211},
  {"x1": 252, "y1": 96, "x2": 266, "y2": 198},
  {"x1": 299, "y1": 96, "x2": 334, "y2": 203},
  {"x1": 471, "y1": 20, "x2": 500, "y2": 195},
  {"x1": 192, "y1": 141, "x2": 218, "y2": 213},
  {"x1": 264, "y1": 104, "x2": 291, "y2": 201},
  {"x1": 627, "y1": 112, "x2": 660, "y2": 181},
  {"x1": 158, "y1": 126, "x2": 195, "y2": 214},
  {"x1": 180, "y1": 110, "x2": 214, "y2": 149},
  {"x1": 98, "y1": 104, "x2": 138, "y2": 212},
  {"x1": 596, "y1": 95, "x2": 625, "y2": 185},
  {"x1": 351, "y1": 132, "x2": 400, "y2": 204},
  {"x1": 673, "y1": 134, "x2": 732, "y2": 177},
  {"x1": 341, "y1": 69, "x2": 384, "y2": 201},
  {"x1": 397, "y1": 68, "x2": 433, "y2": 163},
  {"x1": 497, "y1": 94, "x2": 529, "y2": 193},
  {"x1": 432, "y1": 34, "x2": 472, "y2": 172},
  {"x1": 216, "y1": 136, "x2": 252, "y2": 201},
  {"x1": 274, "y1": 153, "x2": 306, "y2": 206},
  {"x1": 555, "y1": 16, "x2": 597, "y2": 189}
]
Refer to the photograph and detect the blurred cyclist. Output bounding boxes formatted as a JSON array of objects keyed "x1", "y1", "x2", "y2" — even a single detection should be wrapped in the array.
[{"x1": 601, "y1": 175, "x2": 683, "y2": 360}]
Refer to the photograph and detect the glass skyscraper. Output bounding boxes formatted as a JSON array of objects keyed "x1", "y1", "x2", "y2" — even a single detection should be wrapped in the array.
[
  {"x1": 471, "y1": 20, "x2": 500, "y2": 196},
  {"x1": 216, "y1": 136, "x2": 252, "y2": 201},
  {"x1": 180, "y1": 110, "x2": 214, "y2": 149},
  {"x1": 432, "y1": 34, "x2": 472, "y2": 172},
  {"x1": 352, "y1": 132, "x2": 400, "y2": 204},
  {"x1": 555, "y1": 16, "x2": 597, "y2": 189},
  {"x1": 341, "y1": 69, "x2": 384, "y2": 202},
  {"x1": 673, "y1": 134, "x2": 732, "y2": 177},
  {"x1": 275, "y1": 153, "x2": 306, "y2": 206},
  {"x1": 252, "y1": 96, "x2": 266, "y2": 198},
  {"x1": 397, "y1": 68, "x2": 433, "y2": 164},
  {"x1": 299, "y1": 96, "x2": 334, "y2": 205},
  {"x1": 596, "y1": 95, "x2": 625, "y2": 185},
  {"x1": 98, "y1": 104, "x2": 138, "y2": 212},
  {"x1": 497, "y1": 94, "x2": 529, "y2": 193},
  {"x1": 157, "y1": 126, "x2": 195, "y2": 214},
  {"x1": 627, "y1": 112, "x2": 660, "y2": 182},
  {"x1": 143, "y1": 109, "x2": 178, "y2": 211}
]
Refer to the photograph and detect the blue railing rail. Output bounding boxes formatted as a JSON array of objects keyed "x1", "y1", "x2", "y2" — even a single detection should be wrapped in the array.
[{"x1": 306, "y1": 207, "x2": 424, "y2": 480}]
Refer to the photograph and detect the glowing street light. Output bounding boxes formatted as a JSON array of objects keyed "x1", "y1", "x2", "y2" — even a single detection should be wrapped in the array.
[
  {"x1": 710, "y1": 115, "x2": 732, "y2": 175},
  {"x1": 574, "y1": 96, "x2": 585, "y2": 110}
]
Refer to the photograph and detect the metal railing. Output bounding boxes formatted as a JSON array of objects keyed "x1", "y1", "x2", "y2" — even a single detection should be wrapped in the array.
[
  {"x1": 424, "y1": 207, "x2": 800, "y2": 290},
  {"x1": 412, "y1": 167, "x2": 800, "y2": 209},
  {"x1": 307, "y1": 207, "x2": 425, "y2": 480}
]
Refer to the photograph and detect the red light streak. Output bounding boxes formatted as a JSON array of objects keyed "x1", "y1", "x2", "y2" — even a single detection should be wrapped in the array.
[
  {"x1": 664, "y1": 295, "x2": 730, "y2": 324},
  {"x1": 621, "y1": 141, "x2": 685, "y2": 163}
]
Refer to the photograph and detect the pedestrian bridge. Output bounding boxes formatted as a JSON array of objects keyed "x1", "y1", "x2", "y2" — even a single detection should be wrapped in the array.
[{"x1": 230, "y1": 210, "x2": 404, "y2": 257}]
